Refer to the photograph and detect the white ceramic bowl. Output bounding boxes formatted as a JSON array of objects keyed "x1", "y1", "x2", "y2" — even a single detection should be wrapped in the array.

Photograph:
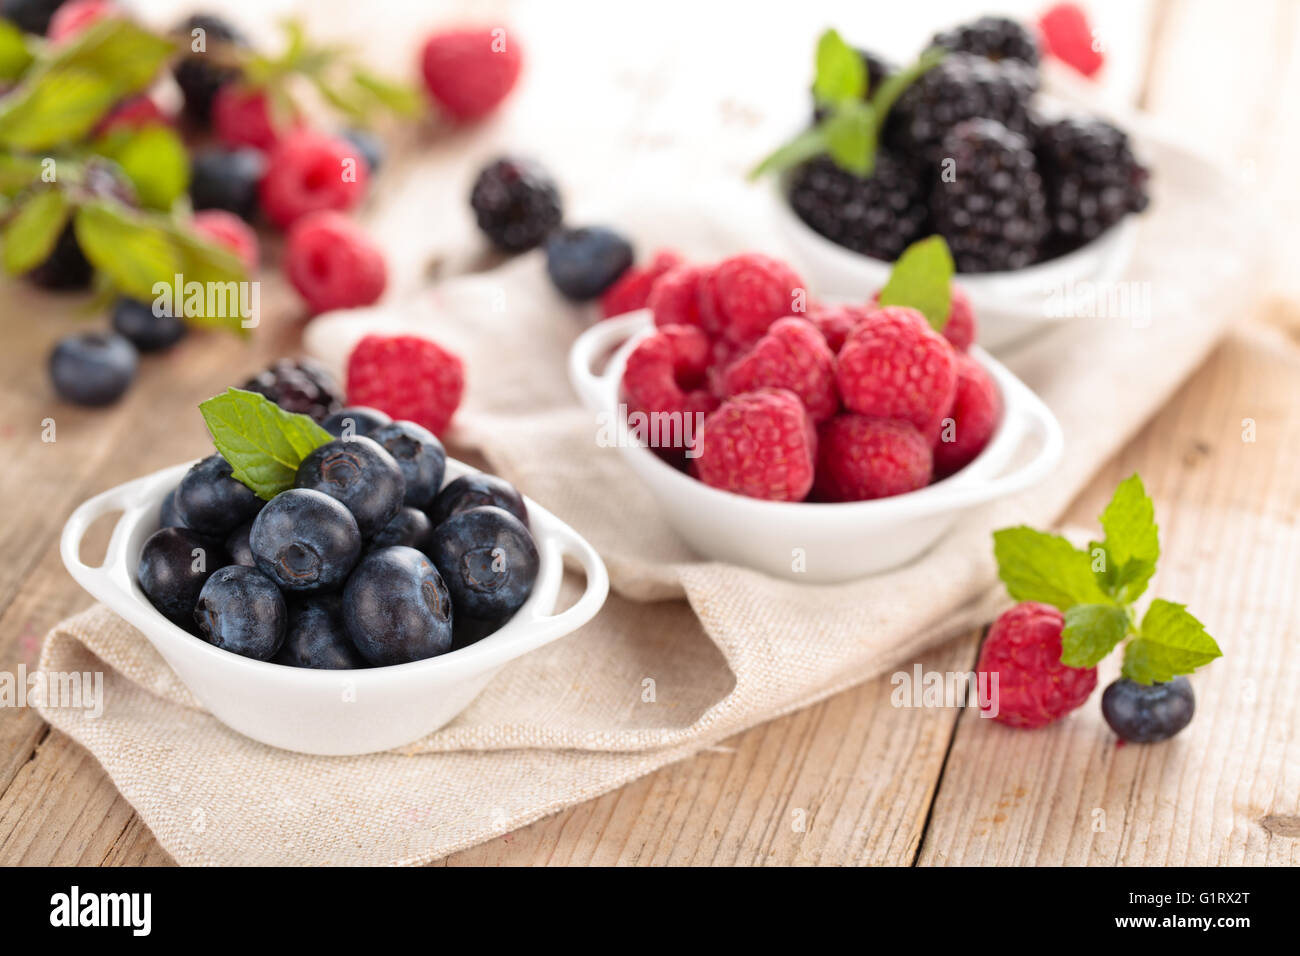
[
  {"x1": 569, "y1": 312, "x2": 1062, "y2": 583},
  {"x1": 60, "y1": 458, "x2": 609, "y2": 755}
]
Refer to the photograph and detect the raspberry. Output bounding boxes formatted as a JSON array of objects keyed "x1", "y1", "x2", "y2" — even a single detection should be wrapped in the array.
[
  {"x1": 192, "y1": 210, "x2": 259, "y2": 271},
  {"x1": 47, "y1": 0, "x2": 116, "y2": 43},
  {"x1": 420, "y1": 26, "x2": 522, "y2": 122},
  {"x1": 722, "y1": 317, "x2": 838, "y2": 423},
  {"x1": 285, "y1": 211, "x2": 386, "y2": 314},
  {"x1": 934, "y1": 354, "x2": 1000, "y2": 477},
  {"x1": 346, "y1": 334, "x2": 464, "y2": 436},
  {"x1": 870, "y1": 285, "x2": 977, "y2": 352},
  {"x1": 695, "y1": 389, "x2": 816, "y2": 502},
  {"x1": 836, "y1": 307, "x2": 958, "y2": 440},
  {"x1": 697, "y1": 254, "x2": 807, "y2": 346},
  {"x1": 621, "y1": 325, "x2": 715, "y2": 418},
  {"x1": 213, "y1": 85, "x2": 294, "y2": 152},
  {"x1": 600, "y1": 249, "x2": 683, "y2": 318},
  {"x1": 806, "y1": 302, "x2": 871, "y2": 353},
  {"x1": 1038, "y1": 3, "x2": 1104, "y2": 78},
  {"x1": 813, "y1": 415, "x2": 932, "y2": 502},
  {"x1": 977, "y1": 602, "x2": 1097, "y2": 728},
  {"x1": 705, "y1": 336, "x2": 747, "y2": 399},
  {"x1": 932, "y1": 16, "x2": 1041, "y2": 70},
  {"x1": 648, "y1": 263, "x2": 708, "y2": 331},
  {"x1": 258, "y1": 131, "x2": 369, "y2": 229}
]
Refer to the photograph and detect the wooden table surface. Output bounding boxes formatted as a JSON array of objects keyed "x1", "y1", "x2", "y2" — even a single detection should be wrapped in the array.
[{"x1": 2, "y1": 0, "x2": 1298, "y2": 866}]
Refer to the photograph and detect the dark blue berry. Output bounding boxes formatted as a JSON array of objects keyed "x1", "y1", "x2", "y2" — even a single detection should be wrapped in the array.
[
  {"x1": 370, "y1": 506, "x2": 434, "y2": 553},
  {"x1": 171, "y1": 14, "x2": 246, "y2": 123},
  {"x1": 343, "y1": 546, "x2": 454, "y2": 665},
  {"x1": 189, "y1": 147, "x2": 265, "y2": 221},
  {"x1": 137, "y1": 527, "x2": 224, "y2": 628},
  {"x1": 428, "y1": 473, "x2": 527, "y2": 527},
  {"x1": 369, "y1": 420, "x2": 446, "y2": 508},
  {"x1": 194, "y1": 565, "x2": 287, "y2": 660},
  {"x1": 275, "y1": 594, "x2": 367, "y2": 669},
  {"x1": 48, "y1": 332, "x2": 137, "y2": 406},
  {"x1": 111, "y1": 298, "x2": 187, "y2": 352},
  {"x1": 159, "y1": 486, "x2": 187, "y2": 529},
  {"x1": 544, "y1": 226, "x2": 634, "y2": 301},
  {"x1": 1101, "y1": 676, "x2": 1195, "y2": 743},
  {"x1": 294, "y1": 436, "x2": 404, "y2": 538},
  {"x1": 174, "y1": 454, "x2": 264, "y2": 537},
  {"x1": 428, "y1": 506, "x2": 539, "y2": 624},
  {"x1": 225, "y1": 520, "x2": 255, "y2": 567},
  {"x1": 321, "y1": 405, "x2": 391, "y2": 438},
  {"x1": 27, "y1": 223, "x2": 92, "y2": 291},
  {"x1": 2, "y1": 0, "x2": 67, "y2": 34},
  {"x1": 341, "y1": 128, "x2": 385, "y2": 174},
  {"x1": 249, "y1": 488, "x2": 360, "y2": 592}
]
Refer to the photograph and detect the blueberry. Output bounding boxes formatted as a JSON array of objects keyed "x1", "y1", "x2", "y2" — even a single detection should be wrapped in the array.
[
  {"x1": 249, "y1": 488, "x2": 361, "y2": 592},
  {"x1": 174, "y1": 454, "x2": 264, "y2": 537},
  {"x1": 343, "y1": 546, "x2": 454, "y2": 665},
  {"x1": 1101, "y1": 676, "x2": 1196, "y2": 743},
  {"x1": 321, "y1": 405, "x2": 391, "y2": 439},
  {"x1": 371, "y1": 506, "x2": 434, "y2": 553},
  {"x1": 137, "y1": 527, "x2": 224, "y2": 628},
  {"x1": 428, "y1": 506, "x2": 539, "y2": 624},
  {"x1": 544, "y1": 226, "x2": 634, "y2": 301},
  {"x1": 111, "y1": 298, "x2": 187, "y2": 352},
  {"x1": 275, "y1": 594, "x2": 367, "y2": 669},
  {"x1": 369, "y1": 420, "x2": 446, "y2": 508},
  {"x1": 27, "y1": 222, "x2": 92, "y2": 291},
  {"x1": 428, "y1": 473, "x2": 527, "y2": 527},
  {"x1": 194, "y1": 565, "x2": 287, "y2": 660},
  {"x1": 341, "y1": 128, "x2": 385, "y2": 175},
  {"x1": 48, "y1": 332, "x2": 138, "y2": 406},
  {"x1": 159, "y1": 487, "x2": 187, "y2": 529},
  {"x1": 294, "y1": 436, "x2": 404, "y2": 538},
  {"x1": 189, "y1": 147, "x2": 265, "y2": 221},
  {"x1": 224, "y1": 520, "x2": 255, "y2": 567}
]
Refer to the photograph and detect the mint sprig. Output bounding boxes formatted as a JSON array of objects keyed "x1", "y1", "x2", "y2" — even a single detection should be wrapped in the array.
[
  {"x1": 993, "y1": 474, "x2": 1222, "y2": 684},
  {"x1": 200, "y1": 389, "x2": 333, "y2": 500},
  {"x1": 877, "y1": 236, "x2": 954, "y2": 330}
]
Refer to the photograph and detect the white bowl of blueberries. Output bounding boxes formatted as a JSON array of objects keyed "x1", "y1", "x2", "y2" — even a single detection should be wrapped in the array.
[{"x1": 60, "y1": 398, "x2": 608, "y2": 756}]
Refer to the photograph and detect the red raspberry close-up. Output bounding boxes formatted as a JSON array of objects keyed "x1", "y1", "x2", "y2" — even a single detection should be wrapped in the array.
[
  {"x1": 192, "y1": 210, "x2": 260, "y2": 271},
  {"x1": 258, "y1": 131, "x2": 369, "y2": 229},
  {"x1": 695, "y1": 388, "x2": 816, "y2": 502},
  {"x1": 836, "y1": 306, "x2": 958, "y2": 440},
  {"x1": 285, "y1": 211, "x2": 386, "y2": 314},
  {"x1": 47, "y1": 0, "x2": 116, "y2": 44},
  {"x1": 1039, "y1": 2, "x2": 1105, "y2": 78},
  {"x1": 813, "y1": 414, "x2": 932, "y2": 502},
  {"x1": 869, "y1": 285, "x2": 976, "y2": 352},
  {"x1": 213, "y1": 86, "x2": 294, "y2": 153},
  {"x1": 976, "y1": 602, "x2": 1098, "y2": 729},
  {"x1": 722, "y1": 317, "x2": 839, "y2": 423},
  {"x1": 621, "y1": 324, "x2": 716, "y2": 419},
  {"x1": 420, "y1": 26, "x2": 523, "y2": 122},
  {"x1": 806, "y1": 302, "x2": 871, "y2": 353},
  {"x1": 698, "y1": 253, "x2": 807, "y2": 346},
  {"x1": 600, "y1": 249, "x2": 684, "y2": 318},
  {"x1": 648, "y1": 263, "x2": 709, "y2": 331},
  {"x1": 347, "y1": 334, "x2": 465, "y2": 436},
  {"x1": 934, "y1": 353, "x2": 1001, "y2": 477}
]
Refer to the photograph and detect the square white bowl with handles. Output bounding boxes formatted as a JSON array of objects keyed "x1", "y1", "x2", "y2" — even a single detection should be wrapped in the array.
[
  {"x1": 60, "y1": 457, "x2": 609, "y2": 756},
  {"x1": 569, "y1": 311, "x2": 1063, "y2": 583}
]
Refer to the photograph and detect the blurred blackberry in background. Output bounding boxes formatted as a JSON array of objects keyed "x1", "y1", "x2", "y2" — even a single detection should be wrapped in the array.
[
  {"x1": 470, "y1": 157, "x2": 563, "y2": 252},
  {"x1": 28, "y1": 224, "x2": 92, "y2": 291},
  {"x1": 171, "y1": 14, "x2": 247, "y2": 124},
  {"x1": 241, "y1": 358, "x2": 344, "y2": 422},
  {"x1": 788, "y1": 152, "x2": 930, "y2": 262},
  {"x1": 1036, "y1": 116, "x2": 1151, "y2": 254},
  {"x1": 812, "y1": 48, "x2": 895, "y2": 123},
  {"x1": 1, "y1": 0, "x2": 66, "y2": 34},
  {"x1": 932, "y1": 16, "x2": 1041, "y2": 72},
  {"x1": 931, "y1": 119, "x2": 1047, "y2": 273}
]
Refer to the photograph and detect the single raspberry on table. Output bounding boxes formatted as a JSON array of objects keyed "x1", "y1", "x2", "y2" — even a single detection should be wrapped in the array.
[
  {"x1": 648, "y1": 263, "x2": 709, "y2": 331},
  {"x1": 806, "y1": 302, "x2": 872, "y2": 353},
  {"x1": 285, "y1": 211, "x2": 386, "y2": 314},
  {"x1": 213, "y1": 85, "x2": 294, "y2": 153},
  {"x1": 420, "y1": 26, "x2": 523, "y2": 122},
  {"x1": 621, "y1": 324, "x2": 715, "y2": 418},
  {"x1": 600, "y1": 249, "x2": 684, "y2": 318},
  {"x1": 694, "y1": 388, "x2": 816, "y2": 502},
  {"x1": 836, "y1": 306, "x2": 958, "y2": 441},
  {"x1": 259, "y1": 131, "x2": 369, "y2": 229},
  {"x1": 934, "y1": 353, "x2": 1001, "y2": 477},
  {"x1": 697, "y1": 253, "x2": 807, "y2": 346},
  {"x1": 813, "y1": 414, "x2": 932, "y2": 502},
  {"x1": 977, "y1": 602, "x2": 1098, "y2": 728},
  {"x1": 722, "y1": 317, "x2": 839, "y2": 423},
  {"x1": 192, "y1": 210, "x2": 260, "y2": 271},
  {"x1": 1038, "y1": 3, "x2": 1104, "y2": 78},
  {"x1": 347, "y1": 334, "x2": 464, "y2": 436}
]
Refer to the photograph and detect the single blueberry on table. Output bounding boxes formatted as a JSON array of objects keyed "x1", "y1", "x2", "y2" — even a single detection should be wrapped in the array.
[
  {"x1": 428, "y1": 506, "x2": 539, "y2": 623},
  {"x1": 225, "y1": 520, "x2": 256, "y2": 567},
  {"x1": 544, "y1": 226, "x2": 634, "y2": 301},
  {"x1": 294, "y1": 436, "x2": 404, "y2": 538},
  {"x1": 250, "y1": 488, "x2": 361, "y2": 592},
  {"x1": 321, "y1": 405, "x2": 391, "y2": 439},
  {"x1": 276, "y1": 594, "x2": 367, "y2": 670},
  {"x1": 1101, "y1": 676, "x2": 1196, "y2": 743},
  {"x1": 189, "y1": 147, "x2": 265, "y2": 221},
  {"x1": 194, "y1": 565, "x2": 287, "y2": 661},
  {"x1": 48, "y1": 332, "x2": 138, "y2": 407},
  {"x1": 370, "y1": 506, "x2": 434, "y2": 553},
  {"x1": 137, "y1": 527, "x2": 224, "y2": 629},
  {"x1": 343, "y1": 546, "x2": 454, "y2": 666},
  {"x1": 427, "y1": 473, "x2": 528, "y2": 528},
  {"x1": 159, "y1": 487, "x2": 187, "y2": 529},
  {"x1": 174, "y1": 454, "x2": 264, "y2": 537},
  {"x1": 369, "y1": 420, "x2": 446, "y2": 508},
  {"x1": 111, "y1": 298, "x2": 187, "y2": 353}
]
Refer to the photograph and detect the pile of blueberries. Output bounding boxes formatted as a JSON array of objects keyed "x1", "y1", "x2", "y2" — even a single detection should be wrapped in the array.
[{"x1": 137, "y1": 406, "x2": 539, "y2": 667}]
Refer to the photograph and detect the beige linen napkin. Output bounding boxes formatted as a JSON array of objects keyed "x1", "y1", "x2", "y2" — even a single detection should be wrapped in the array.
[{"x1": 36, "y1": 136, "x2": 1262, "y2": 865}]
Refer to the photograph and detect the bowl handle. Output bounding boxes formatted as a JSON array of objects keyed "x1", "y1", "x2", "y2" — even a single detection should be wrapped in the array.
[
  {"x1": 59, "y1": 471, "x2": 162, "y2": 602},
  {"x1": 525, "y1": 517, "x2": 611, "y2": 645},
  {"x1": 567, "y1": 311, "x2": 650, "y2": 412}
]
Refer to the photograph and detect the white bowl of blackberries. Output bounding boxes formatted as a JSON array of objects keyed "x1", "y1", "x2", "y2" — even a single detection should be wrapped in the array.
[{"x1": 757, "y1": 18, "x2": 1151, "y2": 349}]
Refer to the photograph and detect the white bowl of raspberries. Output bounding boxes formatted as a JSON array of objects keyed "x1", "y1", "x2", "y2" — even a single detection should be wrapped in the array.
[{"x1": 570, "y1": 251, "x2": 1062, "y2": 583}]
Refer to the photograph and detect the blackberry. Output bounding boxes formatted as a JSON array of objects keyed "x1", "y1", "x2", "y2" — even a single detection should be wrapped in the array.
[
  {"x1": 28, "y1": 224, "x2": 92, "y2": 291},
  {"x1": 932, "y1": 16, "x2": 1041, "y2": 72},
  {"x1": 931, "y1": 119, "x2": 1047, "y2": 273},
  {"x1": 469, "y1": 157, "x2": 563, "y2": 252},
  {"x1": 171, "y1": 14, "x2": 247, "y2": 124},
  {"x1": 240, "y1": 358, "x2": 343, "y2": 423},
  {"x1": 812, "y1": 48, "x2": 894, "y2": 123},
  {"x1": 1036, "y1": 116, "x2": 1151, "y2": 254},
  {"x1": 1, "y1": 0, "x2": 66, "y2": 34},
  {"x1": 787, "y1": 152, "x2": 930, "y2": 263},
  {"x1": 888, "y1": 52, "x2": 1036, "y2": 167}
]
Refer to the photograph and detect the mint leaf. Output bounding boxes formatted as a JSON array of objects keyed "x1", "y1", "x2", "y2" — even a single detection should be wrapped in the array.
[
  {"x1": 200, "y1": 389, "x2": 333, "y2": 500},
  {"x1": 162, "y1": 221, "x2": 251, "y2": 332},
  {"x1": 74, "y1": 200, "x2": 183, "y2": 301},
  {"x1": 877, "y1": 236, "x2": 954, "y2": 329},
  {"x1": 1061, "y1": 603, "x2": 1131, "y2": 668},
  {"x1": 749, "y1": 125, "x2": 828, "y2": 181},
  {"x1": 866, "y1": 46, "x2": 945, "y2": 133},
  {"x1": 1122, "y1": 599, "x2": 1222, "y2": 684},
  {"x1": 352, "y1": 69, "x2": 423, "y2": 116},
  {"x1": 823, "y1": 100, "x2": 875, "y2": 175},
  {"x1": 993, "y1": 526, "x2": 1114, "y2": 611},
  {"x1": 0, "y1": 154, "x2": 45, "y2": 195},
  {"x1": 0, "y1": 20, "x2": 33, "y2": 82},
  {"x1": 95, "y1": 125, "x2": 189, "y2": 210},
  {"x1": 0, "y1": 68, "x2": 116, "y2": 149},
  {"x1": 813, "y1": 29, "x2": 865, "y2": 105},
  {"x1": 3, "y1": 188, "x2": 69, "y2": 274},
  {"x1": 43, "y1": 18, "x2": 176, "y2": 95},
  {"x1": 1099, "y1": 473, "x2": 1159, "y2": 602}
]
